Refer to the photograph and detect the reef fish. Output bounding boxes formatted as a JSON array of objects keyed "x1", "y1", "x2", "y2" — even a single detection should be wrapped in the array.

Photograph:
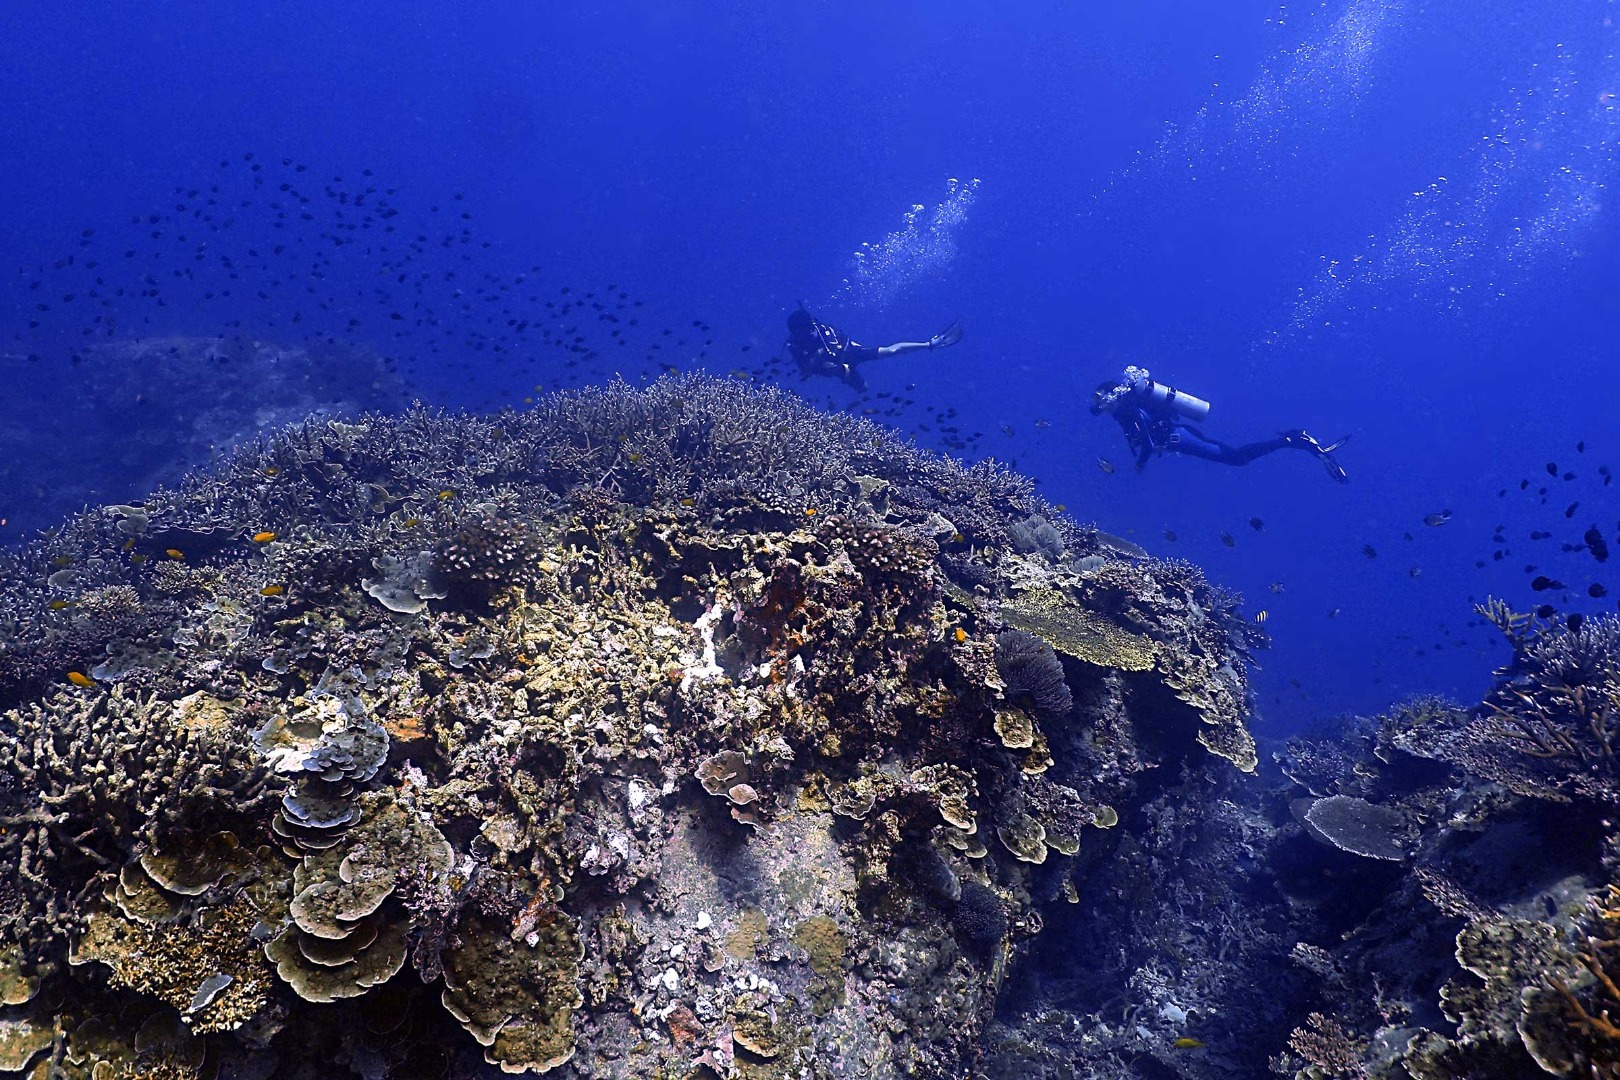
[
  {"x1": 1423, "y1": 510, "x2": 1451, "y2": 527},
  {"x1": 1097, "y1": 458, "x2": 1115, "y2": 474},
  {"x1": 1587, "y1": 526, "x2": 1610, "y2": 563}
]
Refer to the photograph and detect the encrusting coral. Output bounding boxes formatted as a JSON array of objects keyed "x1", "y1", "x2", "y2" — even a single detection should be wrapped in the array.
[{"x1": 0, "y1": 374, "x2": 1261, "y2": 1077}]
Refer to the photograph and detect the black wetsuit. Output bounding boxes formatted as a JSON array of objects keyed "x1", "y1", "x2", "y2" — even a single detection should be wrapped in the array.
[
  {"x1": 788, "y1": 319, "x2": 877, "y2": 391},
  {"x1": 1114, "y1": 398, "x2": 1292, "y2": 471}
]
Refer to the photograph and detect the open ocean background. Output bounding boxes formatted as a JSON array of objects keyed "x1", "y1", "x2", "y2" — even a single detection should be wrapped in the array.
[{"x1": 3, "y1": 0, "x2": 1618, "y2": 736}]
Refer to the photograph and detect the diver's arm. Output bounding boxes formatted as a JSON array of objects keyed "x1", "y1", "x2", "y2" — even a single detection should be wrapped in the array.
[
  {"x1": 1122, "y1": 411, "x2": 1156, "y2": 470},
  {"x1": 875, "y1": 321, "x2": 962, "y2": 357}
]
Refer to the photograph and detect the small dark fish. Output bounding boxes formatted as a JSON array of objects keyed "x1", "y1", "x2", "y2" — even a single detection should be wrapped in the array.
[
  {"x1": 1249, "y1": 517, "x2": 1264, "y2": 531},
  {"x1": 1566, "y1": 502, "x2": 1580, "y2": 519},
  {"x1": 1591, "y1": 583, "x2": 1609, "y2": 599},
  {"x1": 1568, "y1": 613, "x2": 1585, "y2": 633},
  {"x1": 1423, "y1": 510, "x2": 1452, "y2": 527},
  {"x1": 1362, "y1": 544, "x2": 1377, "y2": 559},
  {"x1": 1268, "y1": 582, "x2": 1285, "y2": 594},
  {"x1": 1564, "y1": 471, "x2": 1577, "y2": 481},
  {"x1": 1408, "y1": 566, "x2": 1423, "y2": 578},
  {"x1": 1530, "y1": 530, "x2": 1552, "y2": 541},
  {"x1": 1097, "y1": 458, "x2": 1115, "y2": 474},
  {"x1": 1403, "y1": 531, "x2": 1415, "y2": 542},
  {"x1": 1220, "y1": 531, "x2": 1236, "y2": 548},
  {"x1": 1327, "y1": 608, "x2": 1341, "y2": 618},
  {"x1": 1519, "y1": 479, "x2": 1531, "y2": 490},
  {"x1": 1536, "y1": 604, "x2": 1557, "y2": 618},
  {"x1": 1163, "y1": 529, "x2": 1178, "y2": 542},
  {"x1": 1531, "y1": 575, "x2": 1565, "y2": 592},
  {"x1": 1577, "y1": 441, "x2": 1586, "y2": 453},
  {"x1": 1546, "y1": 462, "x2": 1559, "y2": 476},
  {"x1": 1585, "y1": 526, "x2": 1609, "y2": 562}
]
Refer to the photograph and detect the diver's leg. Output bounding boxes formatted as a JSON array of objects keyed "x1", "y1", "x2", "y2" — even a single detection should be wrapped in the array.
[
  {"x1": 1169, "y1": 427, "x2": 1291, "y2": 466},
  {"x1": 873, "y1": 341, "x2": 932, "y2": 358}
]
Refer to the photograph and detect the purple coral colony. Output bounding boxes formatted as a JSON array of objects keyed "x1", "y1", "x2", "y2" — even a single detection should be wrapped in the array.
[{"x1": 1, "y1": 158, "x2": 1619, "y2": 1080}]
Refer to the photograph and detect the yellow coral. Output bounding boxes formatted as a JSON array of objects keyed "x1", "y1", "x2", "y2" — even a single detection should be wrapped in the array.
[{"x1": 1001, "y1": 588, "x2": 1155, "y2": 672}]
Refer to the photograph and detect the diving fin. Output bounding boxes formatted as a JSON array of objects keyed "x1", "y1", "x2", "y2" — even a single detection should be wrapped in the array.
[{"x1": 929, "y1": 319, "x2": 964, "y2": 350}]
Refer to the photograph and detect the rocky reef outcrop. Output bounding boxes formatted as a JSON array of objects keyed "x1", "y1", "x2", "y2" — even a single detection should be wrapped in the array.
[
  {"x1": 980, "y1": 600, "x2": 1620, "y2": 1080},
  {"x1": 0, "y1": 375, "x2": 1261, "y2": 1078}
]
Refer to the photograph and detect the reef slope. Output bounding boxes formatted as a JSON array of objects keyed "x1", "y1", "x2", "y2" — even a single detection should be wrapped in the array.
[{"x1": 0, "y1": 375, "x2": 1260, "y2": 1078}]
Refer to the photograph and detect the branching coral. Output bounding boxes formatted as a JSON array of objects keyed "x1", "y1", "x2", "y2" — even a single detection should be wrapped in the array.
[
  {"x1": 0, "y1": 373, "x2": 1268, "y2": 1079},
  {"x1": 1408, "y1": 615, "x2": 1620, "y2": 803},
  {"x1": 0, "y1": 687, "x2": 269, "y2": 949}
]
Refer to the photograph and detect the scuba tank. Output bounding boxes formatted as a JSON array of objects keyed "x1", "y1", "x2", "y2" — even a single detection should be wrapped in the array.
[
  {"x1": 1141, "y1": 377, "x2": 1210, "y2": 422},
  {"x1": 1115, "y1": 365, "x2": 1210, "y2": 421}
]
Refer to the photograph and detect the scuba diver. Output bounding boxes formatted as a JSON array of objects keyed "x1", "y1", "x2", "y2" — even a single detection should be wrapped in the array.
[
  {"x1": 785, "y1": 304, "x2": 962, "y2": 392},
  {"x1": 1090, "y1": 365, "x2": 1350, "y2": 483}
]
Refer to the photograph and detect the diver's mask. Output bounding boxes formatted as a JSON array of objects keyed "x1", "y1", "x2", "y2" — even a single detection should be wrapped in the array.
[{"x1": 1090, "y1": 365, "x2": 1152, "y2": 415}]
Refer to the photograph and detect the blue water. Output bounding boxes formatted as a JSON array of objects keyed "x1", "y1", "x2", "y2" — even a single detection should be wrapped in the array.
[{"x1": 3, "y1": 0, "x2": 1617, "y2": 733}]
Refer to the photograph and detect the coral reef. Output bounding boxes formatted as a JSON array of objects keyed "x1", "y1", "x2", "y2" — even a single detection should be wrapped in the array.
[{"x1": 0, "y1": 374, "x2": 1259, "y2": 1077}]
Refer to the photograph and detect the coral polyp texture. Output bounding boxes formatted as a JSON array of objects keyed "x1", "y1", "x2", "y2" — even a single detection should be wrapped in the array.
[{"x1": 0, "y1": 374, "x2": 1260, "y2": 1077}]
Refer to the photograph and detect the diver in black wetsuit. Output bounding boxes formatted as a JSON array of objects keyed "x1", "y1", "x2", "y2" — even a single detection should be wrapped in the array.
[
  {"x1": 785, "y1": 304, "x2": 962, "y2": 392},
  {"x1": 1090, "y1": 365, "x2": 1350, "y2": 482}
]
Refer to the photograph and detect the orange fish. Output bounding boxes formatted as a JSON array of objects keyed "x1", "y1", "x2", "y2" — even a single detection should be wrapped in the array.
[
  {"x1": 252, "y1": 531, "x2": 277, "y2": 543},
  {"x1": 260, "y1": 585, "x2": 285, "y2": 597},
  {"x1": 67, "y1": 671, "x2": 94, "y2": 688},
  {"x1": 165, "y1": 548, "x2": 185, "y2": 560}
]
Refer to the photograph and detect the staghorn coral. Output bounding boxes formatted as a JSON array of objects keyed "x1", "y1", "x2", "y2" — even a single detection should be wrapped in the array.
[
  {"x1": 1399, "y1": 615, "x2": 1620, "y2": 804},
  {"x1": 1284, "y1": 1012, "x2": 1370, "y2": 1079}
]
